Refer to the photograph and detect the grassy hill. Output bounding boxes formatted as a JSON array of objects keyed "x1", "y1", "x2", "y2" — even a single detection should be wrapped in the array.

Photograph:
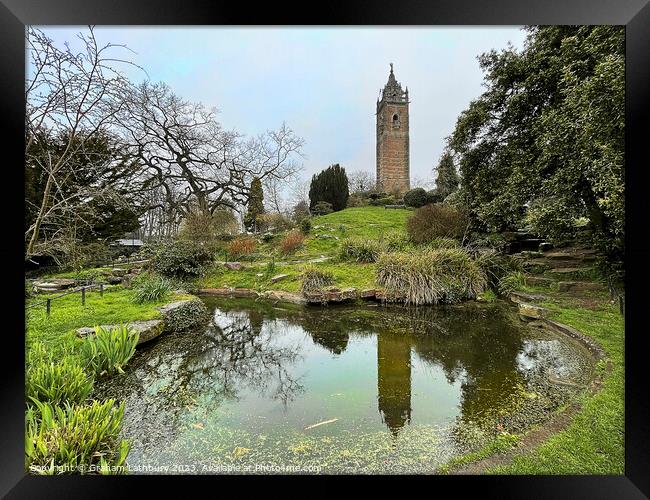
[{"x1": 200, "y1": 206, "x2": 411, "y2": 292}]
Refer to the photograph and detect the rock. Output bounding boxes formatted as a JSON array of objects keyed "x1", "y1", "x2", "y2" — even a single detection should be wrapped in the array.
[
  {"x1": 76, "y1": 319, "x2": 165, "y2": 346},
  {"x1": 129, "y1": 267, "x2": 142, "y2": 275},
  {"x1": 524, "y1": 275, "x2": 554, "y2": 287},
  {"x1": 158, "y1": 298, "x2": 209, "y2": 332},
  {"x1": 224, "y1": 262, "x2": 243, "y2": 271},
  {"x1": 271, "y1": 273, "x2": 289, "y2": 283},
  {"x1": 548, "y1": 267, "x2": 593, "y2": 275},
  {"x1": 33, "y1": 278, "x2": 77, "y2": 292},
  {"x1": 107, "y1": 276, "x2": 124, "y2": 284},
  {"x1": 360, "y1": 289, "x2": 377, "y2": 299},
  {"x1": 557, "y1": 281, "x2": 606, "y2": 293},
  {"x1": 340, "y1": 287, "x2": 358, "y2": 300},
  {"x1": 121, "y1": 274, "x2": 136, "y2": 288},
  {"x1": 264, "y1": 290, "x2": 306, "y2": 305},
  {"x1": 111, "y1": 268, "x2": 128, "y2": 277},
  {"x1": 304, "y1": 291, "x2": 327, "y2": 304},
  {"x1": 232, "y1": 288, "x2": 259, "y2": 298},
  {"x1": 518, "y1": 302, "x2": 549, "y2": 321},
  {"x1": 519, "y1": 250, "x2": 543, "y2": 259},
  {"x1": 509, "y1": 291, "x2": 546, "y2": 304},
  {"x1": 539, "y1": 242, "x2": 553, "y2": 252}
]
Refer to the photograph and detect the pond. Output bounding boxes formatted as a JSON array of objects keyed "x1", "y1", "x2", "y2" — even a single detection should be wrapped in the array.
[{"x1": 95, "y1": 297, "x2": 595, "y2": 474}]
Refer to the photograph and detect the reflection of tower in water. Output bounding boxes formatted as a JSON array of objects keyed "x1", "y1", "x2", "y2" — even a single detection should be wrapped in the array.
[{"x1": 377, "y1": 333, "x2": 412, "y2": 437}]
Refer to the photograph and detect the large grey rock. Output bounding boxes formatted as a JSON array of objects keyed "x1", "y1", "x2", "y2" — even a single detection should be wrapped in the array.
[
  {"x1": 271, "y1": 273, "x2": 289, "y2": 283},
  {"x1": 33, "y1": 278, "x2": 77, "y2": 292},
  {"x1": 158, "y1": 298, "x2": 209, "y2": 332},
  {"x1": 76, "y1": 320, "x2": 165, "y2": 346},
  {"x1": 518, "y1": 302, "x2": 549, "y2": 321}
]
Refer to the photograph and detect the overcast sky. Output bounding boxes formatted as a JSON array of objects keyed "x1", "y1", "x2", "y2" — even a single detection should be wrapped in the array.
[{"x1": 35, "y1": 26, "x2": 526, "y2": 189}]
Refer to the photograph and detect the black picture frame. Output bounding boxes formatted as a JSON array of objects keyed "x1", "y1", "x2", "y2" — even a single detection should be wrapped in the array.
[{"x1": 3, "y1": 0, "x2": 649, "y2": 497}]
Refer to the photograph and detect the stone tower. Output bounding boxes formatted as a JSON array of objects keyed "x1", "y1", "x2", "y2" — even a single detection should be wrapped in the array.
[{"x1": 376, "y1": 63, "x2": 410, "y2": 193}]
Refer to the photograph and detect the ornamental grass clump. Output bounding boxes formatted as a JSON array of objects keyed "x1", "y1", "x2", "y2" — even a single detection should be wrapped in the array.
[
  {"x1": 131, "y1": 272, "x2": 173, "y2": 304},
  {"x1": 81, "y1": 325, "x2": 139, "y2": 377},
  {"x1": 376, "y1": 248, "x2": 486, "y2": 305},
  {"x1": 300, "y1": 264, "x2": 334, "y2": 292},
  {"x1": 26, "y1": 357, "x2": 93, "y2": 408},
  {"x1": 339, "y1": 237, "x2": 383, "y2": 263},
  {"x1": 279, "y1": 230, "x2": 305, "y2": 255},
  {"x1": 25, "y1": 399, "x2": 129, "y2": 475}
]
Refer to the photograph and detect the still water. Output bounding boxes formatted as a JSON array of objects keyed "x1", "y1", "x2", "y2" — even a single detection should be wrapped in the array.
[{"x1": 96, "y1": 298, "x2": 594, "y2": 474}]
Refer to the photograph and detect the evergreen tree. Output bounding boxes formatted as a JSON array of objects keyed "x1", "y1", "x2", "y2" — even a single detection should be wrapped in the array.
[
  {"x1": 309, "y1": 164, "x2": 349, "y2": 212},
  {"x1": 434, "y1": 152, "x2": 459, "y2": 199},
  {"x1": 244, "y1": 177, "x2": 265, "y2": 231}
]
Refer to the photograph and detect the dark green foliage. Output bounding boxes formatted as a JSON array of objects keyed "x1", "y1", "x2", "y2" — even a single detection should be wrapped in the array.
[
  {"x1": 244, "y1": 177, "x2": 265, "y2": 232},
  {"x1": 406, "y1": 204, "x2": 469, "y2": 243},
  {"x1": 403, "y1": 188, "x2": 429, "y2": 208},
  {"x1": 150, "y1": 240, "x2": 214, "y2": 278},
  {"x1": 291, "y1": 200, "x2": 311, "y2": 223},
  {"x1": 434, "y1": 152, "x2": 460, "y2": 199},
  {"x1": 448, "y1": 26, "x2": 624, "y2": 267},
  {"x1": 309, "y1": 164, "x2": 349, "y2": 212},
  {"x1": 25, "y1": 399, "x2": 129, "y2": 475},
  {"x1": 376, "y1": 248, "x2": 486, "y2": 305},
  {"x1": 311, "y1": 201, "x2": 334, "y2": 216},
  {"x1": 427, "y1": 189, "x2": 445, "y2": 204},
  {"x1": 299, "y1": 217, "x2": 312, "y2": 234}
]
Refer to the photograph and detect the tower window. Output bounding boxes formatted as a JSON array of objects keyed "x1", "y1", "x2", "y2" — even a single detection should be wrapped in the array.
[{"x1": 392, "y1": 114, "x2": 400, "y2": 128}]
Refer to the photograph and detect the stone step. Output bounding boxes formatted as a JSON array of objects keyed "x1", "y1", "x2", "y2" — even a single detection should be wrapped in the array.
[
  {"x1": 544, "y1": 251, "x2": 597, "y2": 262},
  {"x1": 547, "y1": 266, "x2": 594, "y2": 275},
  {"x1": 509, "y1": 291, "x2": 547, "y2": 304},
  {"x1": 524, "y1": 276, "x2": 555, "y2": 287},
  {"x1": 518, "y1": 302, "x2": 550, "y2": 321},
  {"x1": 556, "y1": 281, "x2": 606, "y2": 293}
]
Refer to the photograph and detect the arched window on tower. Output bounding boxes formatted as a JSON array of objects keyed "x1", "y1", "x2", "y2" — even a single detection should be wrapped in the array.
[{"x1": 392, "y1": 113, "x2": 400, "y2": 129}]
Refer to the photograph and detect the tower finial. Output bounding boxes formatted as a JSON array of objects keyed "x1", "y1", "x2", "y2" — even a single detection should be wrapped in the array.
[{"x1": 390, "y1": 62, "x2": 393, "y2": 73}]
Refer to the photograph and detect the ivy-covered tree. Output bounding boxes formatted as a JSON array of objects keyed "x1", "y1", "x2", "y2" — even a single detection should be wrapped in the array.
[
  {"x1": 244, "y1": 177, "x2": 265, "y2": 231},
  {"x1": 434, "y1": 152, "x2": 459, "y2": 199},
  {"x1": 448, "y1": 26, "x2": 624, "y2": 267},
  {"x1": 309, "y1": 164, "x2": 349, "y2": 212}
]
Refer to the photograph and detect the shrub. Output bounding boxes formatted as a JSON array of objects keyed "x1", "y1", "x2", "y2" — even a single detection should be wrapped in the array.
[
  {"x1": 376, "y1": 248, "x2": 486, "y2": 305},
  {"x1": 279, "y1": 230, "x2": 305, "y2": 255},
  {"x1": 81, "y1": 325, "x2": 139, "y2": 377},
  {"x1": 150, "y1": 240, "x2": 214, "y2": 278},
  {"x1": 256, "y1": 213, "x2": 294, "y2": 233},
  {"x1": 339, "y1": 238, "x2": 383, "y2": 263},
  {"x1": 497, "y1": 271, "x2": 526, "y2": 296},
  {"x1": 299, "y1": 217, "x2": 312, "y2": 234},
  {"x1": 406, "y1": 204, "x2": 469, "y2": 243},
  {"x1": 403, "y1": 188, "x2": 429, "y2": 208},
  {"x1": 226, "y1": 236, "x2": 257, "y2": 259},
  {"x1": 309, "y1": 164, "x2": 349, "y2": 212},
  {"x1": 26, "y1": 357, "x2": 93, "y2": 407},
  {"x1": 423, "y1": 237, "x2": 461, "y2": 250},
  {"x1": 369, "y1": 196, "x2": 397, "y2": 206},
  {"x1": 312, "y1": 201, "x2": 334, "y2": 216},
  {"x1": 301, "y1": 265, "x2": 334, "y2": 292},
  {"x1": 524, "y1": 196, "x2": 577, "y2": 244},
  {"x1": 130, "y1": 272, "x2": 173, "y2": 303},
  {"x1": 25, "y1": 399, "x2": 129, "y2": 475},
  {"x1": 475, "y1": 250, "x2": 522, "y2": 292},
  {"x1": 381, "y1": 231, "x2": 411, "y2": 252}
]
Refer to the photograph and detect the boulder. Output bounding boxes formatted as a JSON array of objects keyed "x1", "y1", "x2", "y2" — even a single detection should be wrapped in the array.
[
  {"x1": 111, "y1": 268, "x2": 128, "y2": 277},
  {"x1": 509, "y1": 291, "x2": 547, "y2": 304},
  {"x1": 264, "y1": 290, "x2": 306, "y2": 305},
  {"x1": 539, "y1": 242, "x2": 553, "y2": 252},
  {"x1": 158, "y1": 298, "x2": 209, "y2": 332},
  {"x1": 224, "y1": 262, "x2": 243, "y2": 271},
  {"x1": 76, "y1": 319, "x2": 165, "y2": 346},
  {"x1": 360, "y1": 289, "x2": 377, "y2": 299},
  {"x1": 33, "y1": 278, "x2": 77, "y2": 292},
  {"x1": 518, "y1": 302, "x2": 549, "y2": 321},
  {"x1": 107, "y1": 276, "x2": 124, "y2": 284},
  {"x1": 271, "y1": 273, "x2": 289, "y2": 283}
]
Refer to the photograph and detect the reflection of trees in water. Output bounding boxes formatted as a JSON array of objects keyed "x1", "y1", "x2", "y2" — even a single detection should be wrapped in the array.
[{"x1": 95, "y1": 307, "x2": 305, "y2": 456}]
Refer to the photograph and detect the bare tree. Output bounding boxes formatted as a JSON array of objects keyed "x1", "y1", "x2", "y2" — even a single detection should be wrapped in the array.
[
  {"x1": 115, "y1": 81, "x2": 304, "y2": 226},
  {"x1": 25, "y1": 26, "x2": 141, "y2": 261},
  {"x1": 348, "y1": 169, "x2": 375, "y2": 194}
]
